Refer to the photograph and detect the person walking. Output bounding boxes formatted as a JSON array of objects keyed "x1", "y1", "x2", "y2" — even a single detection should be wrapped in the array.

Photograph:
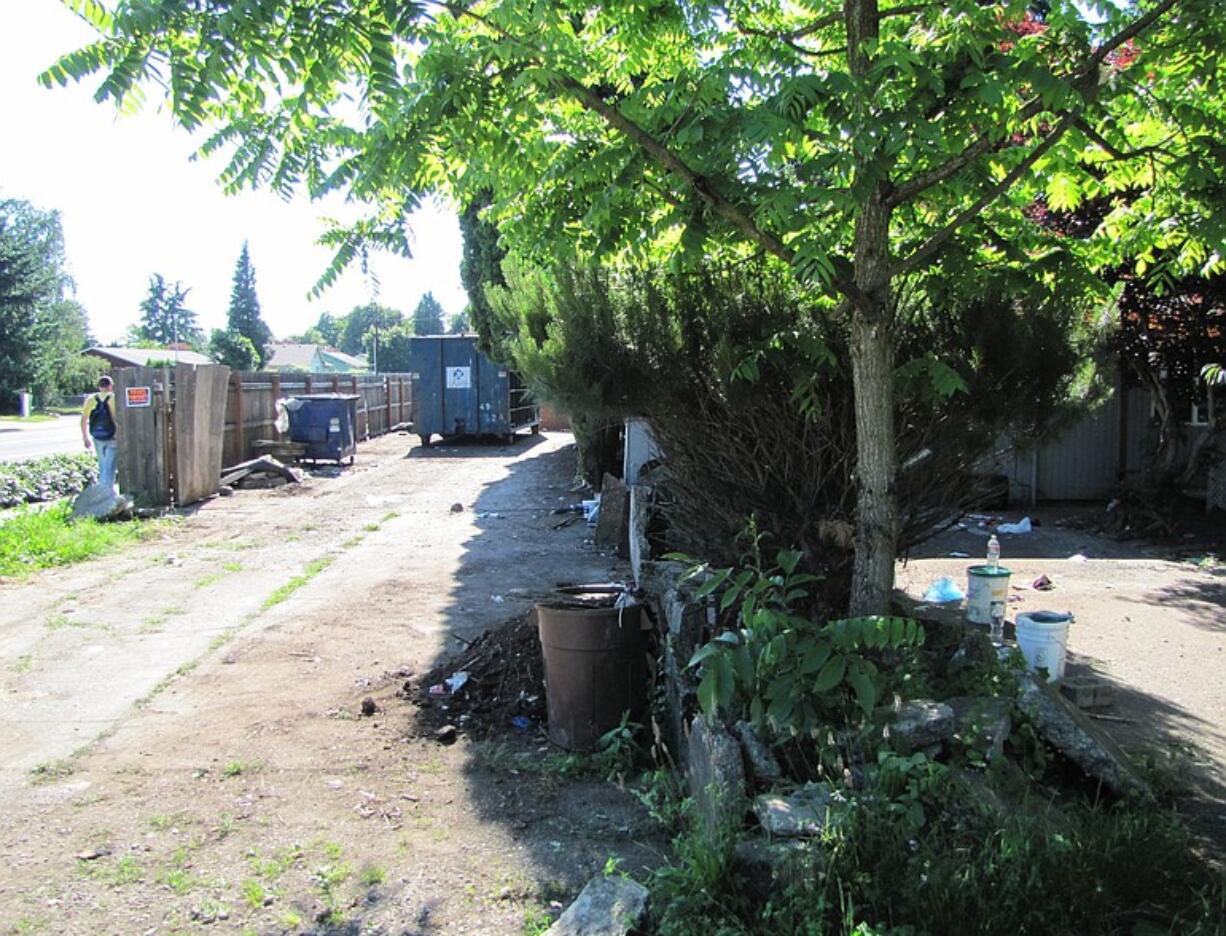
[{"x1": 81, "y1": 376, "x2": 119, "y2": 491}]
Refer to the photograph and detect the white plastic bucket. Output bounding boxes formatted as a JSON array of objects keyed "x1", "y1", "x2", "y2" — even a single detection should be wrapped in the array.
[
  {"x1": 1015, "y1": 611, "x2": 1073, "y2": 683},
  {"x1": 966, "y1": 565, "x2": 1011, "y2": 624}
]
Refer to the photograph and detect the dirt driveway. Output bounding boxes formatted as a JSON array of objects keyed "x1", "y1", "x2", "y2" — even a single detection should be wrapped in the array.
[
  {"x1": 0, "y1": 432, "x2": 663, "y2": 935},
  {"x1": 897, "y1": 513, "x2": 1226, "y2": 853}
]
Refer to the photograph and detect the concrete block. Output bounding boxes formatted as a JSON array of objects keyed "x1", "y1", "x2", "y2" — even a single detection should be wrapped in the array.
[
  {"x1": 687, "y1": 715, "x2": 746, "y2": 842},
  {"x1": 1060, "y1": 676, "x2": 1115, "y2": 711},
  {"x1": 544, "y1": 874, "x2": 648, "y2": 936}
]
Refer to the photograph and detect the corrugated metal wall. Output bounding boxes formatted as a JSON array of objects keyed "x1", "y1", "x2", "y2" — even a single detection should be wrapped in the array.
[{"x1": 998, "y1": 385, "x2": 1156, "y2": 503}]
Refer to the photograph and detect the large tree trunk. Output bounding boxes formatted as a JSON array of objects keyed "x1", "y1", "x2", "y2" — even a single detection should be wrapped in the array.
[
  {"x1": 848, "y1": 192, "x2": 898, "y2": 616},
  {"x1": 846, "y1": 0, "x2": 899, "y2": 616}
]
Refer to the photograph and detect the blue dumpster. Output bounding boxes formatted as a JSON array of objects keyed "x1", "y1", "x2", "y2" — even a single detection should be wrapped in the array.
[
  {"x1": 409, "y1": 336, "x2": 540, "y2": 446},
  {"x1": 285, "y1": 393, "x2": 359, "y2": 464}
]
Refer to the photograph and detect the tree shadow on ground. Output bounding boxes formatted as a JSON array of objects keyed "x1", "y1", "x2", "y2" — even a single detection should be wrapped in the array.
[
  {"x1": 314, "y1": 435, "x2": 668, "y2": 936},
  {"x1": 1140, "y1": 571, "x2": 1226, "y2": 633},
  {"x1": 406, "y1": 432, "x2": 548, "y2": 460},
  {"x1": 1062, "y1": 651, "x2": 1226, "y2": 858}
]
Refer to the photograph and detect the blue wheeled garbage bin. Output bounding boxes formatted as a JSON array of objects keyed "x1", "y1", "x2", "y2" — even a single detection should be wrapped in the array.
[{"x1": 285, "y1": 393, "x2": 359, "y2": 464}]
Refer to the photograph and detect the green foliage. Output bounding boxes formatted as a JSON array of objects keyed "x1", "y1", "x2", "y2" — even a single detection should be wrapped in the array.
[
  {"x1": 208, "y1": 328, "x2": 258, "y2": 371},
  {"x1": 372, "y1": 322, "x2": 412, "y2": 373},
  {"x1": 449, "y1": 309, "x2": 470, "y2": 335},
  {"x1": 0, "y1": 198, "x2": 96, "y2": 408},
  {"x1": 226, "y1": 242, "x2": 272, "y2": 366},
  {"x1": 135, "y1": 274, "x2": 202, "y2": 348},
  {"x1": 649, "y1": 756, "x2": 1225, "y2": 935},
  {"x1": 459, "y1": 191, "x2": 508, "y2": 356},
  {"x1": 412, "y1": 291, "x2": 446, "y2": 336},
  {"x1": 683, "y1": 530, "x2": 924, "y2": 735},
  {"x1": 0, "y1": 501, "x2": 160, "y2": 578},
  {"x1": 339, "y1": 302, "x2": 402, "y2": 356},
  {"x1": 0, "y1": 452, "x2": 97, "y2": 509}
]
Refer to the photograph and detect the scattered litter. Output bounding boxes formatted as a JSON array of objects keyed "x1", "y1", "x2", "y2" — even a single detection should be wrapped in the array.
[
  {"x1": 923, "y1": 577, "x2": 965, "y2": 603},
  {"x1": 552, "y1": 514, "x2": 581, "y2": 530},
  {"x1": 428, "y1": 683, "x2": 448, "y2": 696},
  {"x1": 510, "y1": 715, "x2": 532, "y2": 731},
  {"x1": 444, "y1": 671, "x2": 470, "y2": 693},
  {"x1": 1030, "y1": 574, "x2": 1054, "y2": 591},
  {"x1": 491, "y1": 595, "x2": 505, "y2": 604},
  {"x1": 997, "y1": 517, "x2": 1032, "y2": 535},
  {"x1": 947, "y1": 551, "x2": 970, "y2": 558},
  {"x1": 1067, "y1": 553, "x2": 1089, "y2": 563},
  {"x1": 449, "y1": 502, "x2": 464, "y2": 513},
  {"x1": 583, "y1": 499, "x2": 601, "y2": 525},
  {"x1": 475, "y1": 511, "x2": 503, "y2": 519}
]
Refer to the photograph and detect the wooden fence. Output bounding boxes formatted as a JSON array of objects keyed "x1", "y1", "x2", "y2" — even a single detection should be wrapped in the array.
[{"x1": 223, "y1": 372, "x2": 413, "y2": 467}]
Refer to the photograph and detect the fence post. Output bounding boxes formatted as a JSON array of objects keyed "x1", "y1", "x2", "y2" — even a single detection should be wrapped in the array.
[
  {"x1": 231, "y1": 372, "x2": 245, "y2": 463},
  {"x1": 270, "y1": 373, "x2": 282, "y2": 438},
  {"x1": 399, "y1": 377, "x2": 407, "y2": 425},
  {"x1": 332, "y1": 374, "x2": 340, "y2": 393},
  {"x1": 383, "y1": 375, "x2": 390, "y2": 435}
]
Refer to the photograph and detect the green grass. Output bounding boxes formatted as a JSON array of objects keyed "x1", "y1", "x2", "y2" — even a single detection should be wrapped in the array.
[
  {"x1": 10, "y1": 653, "x2": 33, "y2": 673},
  {"x1": 28, "y1": 759, "x2": 75, "y2": 784},
  {"x1": 0, "y1": 413, "x2": 57, "y2": 423},
  {"x1": 241, "y1": 878, "x2": 267, "y2": 908},
  {"x1": 359, "y1": 864, "x2": 387, "y2": 886},
  {"x1": 222, "y1": 760, "x2": 249, "y2": 778},
  {"x1": 260, "y1": 555, "x2": 334, "y2": 611},
  {"x1": 221, "y1": 561, "x2": 243, "y2": 573},
  {"x1": 0, "y1": 501, "x2": 161, "y2": 578}
]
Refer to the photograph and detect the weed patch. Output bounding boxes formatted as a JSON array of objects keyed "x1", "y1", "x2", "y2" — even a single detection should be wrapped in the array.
[
  {"x1": 28, "y1": 759, "x2": 75, "y2": 784},
  {"x1": 0, "y1": 501, "x2": 163, "y2": 578},
  {"x1": 260, "y1": 555, "x2": 334, "y2": 611}
]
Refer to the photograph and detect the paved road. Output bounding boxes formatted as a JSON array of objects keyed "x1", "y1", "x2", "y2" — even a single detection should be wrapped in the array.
[{"x1": 0, "y1": 416, "x2": 82, "y2": 462}]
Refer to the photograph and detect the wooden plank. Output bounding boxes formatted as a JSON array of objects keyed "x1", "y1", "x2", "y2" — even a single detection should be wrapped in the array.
[
  {"x1": 113, "y1": 366, "x2": 170, "y2": 506},
  {"x1": 231, "y1": 372, "x2": 246, "y2": 464},
  {"x1": 176, "y1": 365, "x2": 231, "y2": 505}
]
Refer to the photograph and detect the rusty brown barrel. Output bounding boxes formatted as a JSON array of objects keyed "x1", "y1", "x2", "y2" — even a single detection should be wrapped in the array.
[{"x1": 536, "y1": 591, "x2": 647, "y2": 752}]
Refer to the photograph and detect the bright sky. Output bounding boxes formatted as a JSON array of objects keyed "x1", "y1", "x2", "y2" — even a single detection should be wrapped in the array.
[{"x1": 1, "y1": 0, "x2": 468, "y2": 345}]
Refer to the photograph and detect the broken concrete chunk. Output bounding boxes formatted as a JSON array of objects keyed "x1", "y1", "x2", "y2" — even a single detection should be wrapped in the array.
[
  {"x1": 687, "y1": 715, "x2": 746, "y2": 841},
  {"x1": 593, "y1": 474, "x2": 630, "y2": 557},
  {"x1": 1016, "y1": 674, "x2": 1151, "y2": 799},
  {"x1": 733, "y1": 836, "x2": 815, "y2": 893},
  {"x1": 544, "y1": 873, "x2": 648, "y2": 936},
  {"x1": 882, "y1": 700, "x2": 954, "y2": 753},
  {"x1": 752, "y1": 784, "x2": 842, "y2": 838},
  {"x1": 735, "y1": 721, "x2": 783, "y2": 786},
  {"x1": 947, "y1": 696, "x2": 1013, "y2": 761},
  {"x1": 663, "y1": 590, "x2": 706, "y2": 665},
  {"x1": 627, "y1": 485, "x2": 653, "y2": 586},
  {"x1": 1060, "y1": 676, "x2": 1115, "y2": 711}
]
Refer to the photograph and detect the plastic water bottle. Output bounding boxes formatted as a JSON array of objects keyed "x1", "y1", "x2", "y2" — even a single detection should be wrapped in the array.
[
  {"x1": 989, "y1": 599, "x2": 1006, "y2": 644},
  {"x1": 986, "y1": 534, "x2": 1000, "y2": 571}
]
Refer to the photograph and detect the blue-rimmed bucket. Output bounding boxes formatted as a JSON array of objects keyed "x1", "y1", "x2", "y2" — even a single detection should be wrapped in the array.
[
  {"x1": 966, "y1": 565, "x2": 1011, "y2": 624},
  {"x1": 1016, "y1": 611, "x2": 1073, "y2": 682}
]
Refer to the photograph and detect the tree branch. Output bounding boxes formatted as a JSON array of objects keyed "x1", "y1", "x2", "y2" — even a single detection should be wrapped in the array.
[
  {"x1": 888, "y1": 97, "x2": 1046, "y2": 207},
  {"x1": 1090, "y1": 0, "x2": 1180, "y2": 66},
  {"x1": 893, "y1": 112, "x2": 1077, "y2": 276},
  {"x1": 1073, "y1": 114, "x2": 1173, "y2": 162}
]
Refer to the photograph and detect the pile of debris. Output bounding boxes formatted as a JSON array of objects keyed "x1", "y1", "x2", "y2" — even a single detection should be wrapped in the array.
[
  {"x1": 410, "y1": 613, "x2": 547, "y2": 740},
  {"x1": 220, "y1": 455, "x2": 304, "y2": 491}
]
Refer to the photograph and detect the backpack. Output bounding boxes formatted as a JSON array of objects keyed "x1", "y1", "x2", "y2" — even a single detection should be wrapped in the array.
[{"x1": 89, "y1": 394, "x2": 116, "y2": 440}]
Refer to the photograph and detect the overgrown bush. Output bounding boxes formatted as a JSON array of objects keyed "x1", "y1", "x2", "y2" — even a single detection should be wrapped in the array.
[
  {"x1": 489, "y1": 261, "x2": 1110, "y2": 607},
  {"x1": 0, "y1": 452, "x2": 96, "y2": 509}
]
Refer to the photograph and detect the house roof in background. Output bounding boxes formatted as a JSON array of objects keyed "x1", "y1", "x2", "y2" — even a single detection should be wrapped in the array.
[
  {"x1": 84, "y1": 346, "x2": 214, "y2": 366},
  {"x1": 321, "y1": 348, "x2": 369, "y2": 370},
  {"x1": 265, "y1": 343, "x2": 324, "y2": 369}
]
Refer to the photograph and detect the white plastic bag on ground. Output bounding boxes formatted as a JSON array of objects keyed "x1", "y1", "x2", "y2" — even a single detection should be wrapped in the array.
[{"x1": 998, "y1": 516, "x2": 1032, "y2": 534}]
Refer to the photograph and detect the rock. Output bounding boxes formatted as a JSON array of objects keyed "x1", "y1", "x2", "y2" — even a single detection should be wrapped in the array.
[
  {"x1": 434, "y1": 725, "x2": 457, "y2": 744},
  {"x1": 74, "y1": 847, "x2": 111, "y2": 861},
  {"x1": 70, "y1": 483, "x2": 134, "y2": 521},
  {"x1": 1016, "y1": 674, "x2": 1151, "y2": 799},
  {"x1": 1060, "y1": 676, "x2": 1115, "y2": 711},
  {"x1": 217, "y1": 485, "x2": 234, "y2": 497},
  {"x1": 732, "y1": 837, "x2": 815, "y2": 893},
  {"x1": 635, "y1": 559, "x2": 691, "y2": 600},
  {"x1": 947, "y1": 696, "x2": 1013, "y2": 761},
  {"x1": 543, "y1": 873, "x2": 648, "y2": 936},
  {"x1": 449, "y1": 502, "x2": 464, "y2": 513},
  {"x1": 752, "y1": 784, "x2": 843, "y2": 838},
  {"x1": 594, "y1": 474, "x2": 630, "y2": 557},
  {"x1": 881, "y1": 700, "x2": 955, "y2": 753},
  {"x1": 627, "y1": 484, "x2": 653, "y2": 586},
  {"x1": 735, "y1": 721, "x2": 783, "y2": 786},
  {"x1": 687, "y1": 715, "x2": 746, "y2": 841},
  {"x1": 360, "y1": 697, "x2": 377, "y2": 717},
  {"x1": 662, "y1": 590, "x2": 707, "y2": 666}
]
